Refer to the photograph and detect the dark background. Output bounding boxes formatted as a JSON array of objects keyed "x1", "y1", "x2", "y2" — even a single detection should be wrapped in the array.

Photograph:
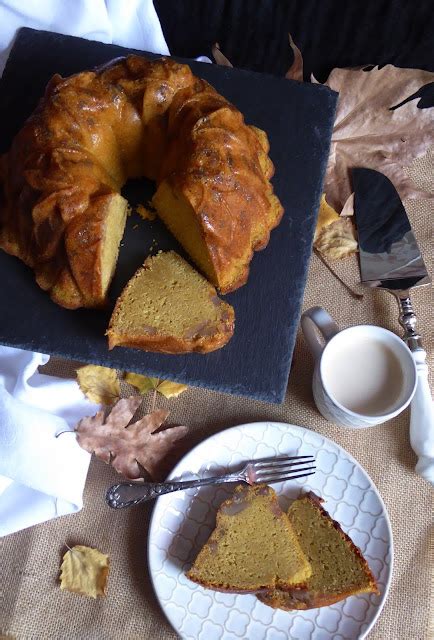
[{"x1": 154, "y1": 0, "x2": 434, "y2": 79}]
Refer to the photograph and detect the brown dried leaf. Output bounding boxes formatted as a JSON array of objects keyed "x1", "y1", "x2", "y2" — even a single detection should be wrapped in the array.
[
  {"x1": 75, "y1": 396, "x2": 188, "y2": 479},
  {"x1": 76, "y1": 365, "x2": 120, "y2": 405},
  {"x1": 125, "y1": 372, "x2": 188, "y2": 399},
  {"x1": 212, "y1": 42, "x2": 233, "y2": 67},
  {"x1": 59, "y1": 545, "x2": 109, "y2": 598},
  {"x1": 320, "y1": 65, "x2": 434, "y2": 212},
  {"x1": 286, "y1": 33, "x2": 303, "y2": 82}
]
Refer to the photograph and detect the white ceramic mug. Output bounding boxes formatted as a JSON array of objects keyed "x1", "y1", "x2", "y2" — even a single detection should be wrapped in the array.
[{"x1": 301, "y1": 306, "x2": 417, "y2": 428}]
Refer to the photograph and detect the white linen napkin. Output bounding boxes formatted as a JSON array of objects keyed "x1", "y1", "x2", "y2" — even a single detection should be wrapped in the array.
[
  {"x1": 0, "y1": 346, "x2": 99, "y2": 537},
  {"x1": 0, "y1": 0, "x2": 170, "y2": 75},
  {"x1": 0, "y1": 1, "x2": 213, "y2": 537}
]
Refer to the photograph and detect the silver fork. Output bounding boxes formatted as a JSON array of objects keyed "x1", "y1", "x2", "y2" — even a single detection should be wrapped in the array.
[{"x1": 105, "y1": 455, "x2": 315, "y2": 509}]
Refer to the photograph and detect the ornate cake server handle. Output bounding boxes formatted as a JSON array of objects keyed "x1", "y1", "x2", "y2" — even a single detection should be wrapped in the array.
[{"x1": 394, "y1": 291, "x2": 434, "y2": 485}]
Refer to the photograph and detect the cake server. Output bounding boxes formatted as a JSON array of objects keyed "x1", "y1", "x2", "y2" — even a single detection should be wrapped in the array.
[{"x1": 353, "y1": 168, "x2": 433, "y2": 485}]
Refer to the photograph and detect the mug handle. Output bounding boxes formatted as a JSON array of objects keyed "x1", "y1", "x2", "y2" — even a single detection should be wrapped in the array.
[{"x1": 301, "y1": 306, "x2": 340, "y2": 360}]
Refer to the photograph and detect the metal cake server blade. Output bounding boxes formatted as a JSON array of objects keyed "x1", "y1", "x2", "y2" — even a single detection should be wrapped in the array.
[{"x1": 354, "y1": 168, "x2": 434, "y2": 485}]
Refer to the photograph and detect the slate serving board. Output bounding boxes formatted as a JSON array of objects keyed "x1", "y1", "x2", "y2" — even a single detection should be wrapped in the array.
[{"x1": 0, "y1": 28, "x2": 337, "y2": 403}]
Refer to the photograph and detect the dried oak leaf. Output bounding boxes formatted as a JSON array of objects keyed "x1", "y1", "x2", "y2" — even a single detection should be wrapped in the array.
[
  {"x1": 124, "y1": 372, "x2": 188, "y2": 398},
  {"x1": 76, "y1": 365, "x2": 120, "y2": 405},
  {"x1": 286, "y1": 33, "x2": 303, "y2": 82},
  {"x1": 314, "y1": 194, "x2": 358, "y2": 259},
  {"x1": 315, "y1": 65, "x2": 434, "y2": 212},
  {"x1": 75, "y1": 396, "x2": 188, "y2": 479},
  {"x1": 59, "y1": 545, "x2": 109, "y2": 598},
  {"x1": 212, "y1": 42, "x2": 233, "y2": 67}
]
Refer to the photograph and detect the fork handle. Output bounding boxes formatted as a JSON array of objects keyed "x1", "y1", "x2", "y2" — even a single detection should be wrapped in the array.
[{"x1": 106, "y1": 475, "x2": 239, "y2": 509}]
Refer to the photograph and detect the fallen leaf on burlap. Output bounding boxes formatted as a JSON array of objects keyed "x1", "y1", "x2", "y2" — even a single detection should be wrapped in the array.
[
  {"x1": 75, "y1": 396, "x2": 188, "y2": 479},
  {"x1": 315, "y1": 218, "x2": 358, "y2": 260},
  {"x1": 76, "y1": 365, "x2": 120, "y2": 405},
  {"x1": 286, "y1": 33, "x2": 303, "y2": 82},
  {"x1": 59, "y1": 545, "x2": 109, "y2": 598},
  {"x1": 314, "y1": 194, "x2": 358, "y2": 259},
  {"x1": 124, "y1": 372, "x2": 188, "y2": 398},
  {"x1": 313, "y1": 65, "x2": 434, "y2": 212},
  {"x1": 212, "y1": 42, "x2": 233, "y2": 67}
]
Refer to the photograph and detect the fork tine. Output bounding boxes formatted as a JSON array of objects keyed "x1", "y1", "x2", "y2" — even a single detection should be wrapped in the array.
[
  {"x1": 253, "y1": 459, "x2": 315, "y2": 474},
  {"x1": 257, "y1": 469, "x2": 316, "y2": 484},
  {"x1": 256, "y1": 465, "x2": 316, "y2": 482},
  {"x1": 252, "y1": 456, "x2": 314, "y2": 468}
]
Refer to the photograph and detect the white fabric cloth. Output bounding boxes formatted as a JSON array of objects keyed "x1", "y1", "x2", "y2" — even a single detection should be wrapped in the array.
[
  {"x1": 0, "y1": 0, "x2": 170, "y2": 75},
  {"x1": 0, "y1": 0, "x2": 172, "y2": 536},
  {"x1": 0, "y1": 1, "x2": 212, "y2": 536},
  {"x1": 0, "y1": 346, "x2": 98, "y2": 537}
]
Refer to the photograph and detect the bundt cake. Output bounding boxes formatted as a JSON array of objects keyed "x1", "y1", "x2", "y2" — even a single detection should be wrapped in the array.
[
  {"x1": 186, "y1": 484, "x2": 311, "y2": 592},
  {"x1": 258, "y1": 492, "x2": 379, "y2": 610},
  {"x1": 106, "y1": 250, "x2": 235, "y2": 353},
  {"x1": 0, "y1": 55, "x2": 283, "y2": 309}
]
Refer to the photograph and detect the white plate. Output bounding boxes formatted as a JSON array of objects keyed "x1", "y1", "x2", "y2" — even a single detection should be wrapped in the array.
[{"x1": 148, "y1": 422, "x2": 393, "y2": 640}]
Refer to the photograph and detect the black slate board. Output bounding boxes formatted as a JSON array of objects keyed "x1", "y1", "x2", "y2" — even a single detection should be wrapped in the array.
[{"x1": 0, "y1": 28, "x2": 337, "y2": 403}]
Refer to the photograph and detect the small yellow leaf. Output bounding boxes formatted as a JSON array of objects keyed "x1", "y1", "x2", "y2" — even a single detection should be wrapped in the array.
[
  {"x1": 124, "y1": 372, "x2": 159, "y2": 394},
  {"x1": 59, "y1": 545, "x2": 109, "y2": 598},
  {"x1": 313, "y1": 194, "x2": 358, "y2": 259},
  {"x1": 315, "y1": 218, "x2": 358, "y2": 260},
  {"x1": 76, "y1": 365, "x2": 120, "y2": 405},
  {"x1": 156, "y1": 380, "x2": 189, "y2": 399},
  {"x1": 314, "y1": 194, "x2": 340, "y2": 242},
  {"x1": 125, "y1": 373, "x2": 188, "y2": 399}
]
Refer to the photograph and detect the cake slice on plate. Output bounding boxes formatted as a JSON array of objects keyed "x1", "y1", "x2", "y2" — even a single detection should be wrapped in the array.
[
  {"x1": 106, "y1": 251, "x2": 235, "y2": 354},
  {"x1": 186, "y1": 484, "x2": 312, "y2": 592},
  {"x1": 258, "y1": 492, "x2": 379, "y2": 609}
]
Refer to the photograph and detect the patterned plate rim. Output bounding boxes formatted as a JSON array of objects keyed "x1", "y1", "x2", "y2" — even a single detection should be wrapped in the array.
[{"x1": 147, "y1": 421, "x2": 394, "y2": 640}]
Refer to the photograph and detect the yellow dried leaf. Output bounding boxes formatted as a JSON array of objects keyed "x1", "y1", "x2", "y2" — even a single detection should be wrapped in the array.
[
  {"x1": 314, "y1": 194, "x2": 341, "y2": 242},
  {"x1": 156, "y1": 380, "x2": 189, "y2": 399},
  {"x1": 136, "y1": 203, "x2": 156, "y2": 221},
  {"x1": 125, "y1": 373, "x2": 188, "y2": 399},
  {"x1": 59, "y1": 545, "x2": 109, "y2": 598},
  {"x1": 76, "y1": 365, "x2": 120, "y2": 405},
  {"x1": 124, "y1": 372, "x2": 159, "y2": 394},
  {"x1": 315, "y1": 217, "x2": 358, "y2": 260}
]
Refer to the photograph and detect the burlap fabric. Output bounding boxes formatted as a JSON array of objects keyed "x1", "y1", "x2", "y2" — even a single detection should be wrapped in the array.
[{"x1": 0, "y1": 164, "x2": 432, "y2": 638}]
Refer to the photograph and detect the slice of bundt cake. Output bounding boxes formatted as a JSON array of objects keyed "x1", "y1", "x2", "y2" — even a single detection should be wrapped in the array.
[
  {"x1": 106, "y1": 251, "x2": 235, "y2": 353},
  {"x1": 258, "y1": 492, "x2": 379, "y2": 610},
  {"x1": 186, "y1": 484, "x2": 311, "y2": 592}
]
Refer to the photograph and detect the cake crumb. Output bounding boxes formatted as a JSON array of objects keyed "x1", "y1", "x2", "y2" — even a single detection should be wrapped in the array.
[{"x1": 136, "y1": 203, "x2": 156, "y2": 222}]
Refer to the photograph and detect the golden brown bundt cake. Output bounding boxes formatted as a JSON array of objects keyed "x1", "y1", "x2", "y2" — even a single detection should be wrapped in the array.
[
  {"x1": 0, "y1": 56, "x2": 283, "y2": 309},
  {"x1": 186, "y1": 484, "x2": 311, "y2": 593},
  {"x1": 258, "y1": 492, "x2": 379, "y2": 610},
  {"x1": 106, "y1": 251, "x2": 235, "y2": 353}
]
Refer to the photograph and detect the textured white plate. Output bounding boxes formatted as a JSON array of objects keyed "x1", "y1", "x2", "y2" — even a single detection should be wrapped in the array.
[{"x1": 148, "y1": 422, "x2": 393, "y2": 640}]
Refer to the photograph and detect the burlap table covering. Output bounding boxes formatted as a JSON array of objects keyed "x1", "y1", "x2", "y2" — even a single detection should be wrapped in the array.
[{"x1": 0, "y1": 182, "x2": 432, "y2": 638}]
